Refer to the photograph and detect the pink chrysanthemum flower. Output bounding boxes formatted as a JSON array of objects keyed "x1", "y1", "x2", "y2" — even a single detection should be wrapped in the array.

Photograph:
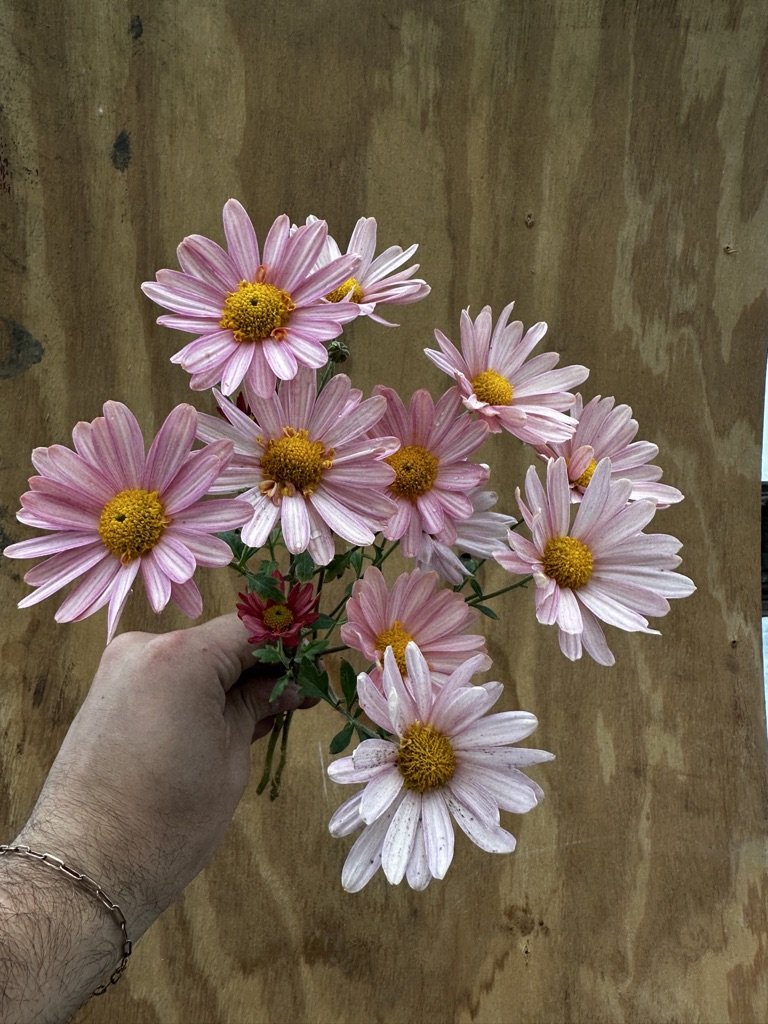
[
  {"x1": 416, "y1": 485, "x2": 516, "y2": 585},
  {"x1": 141, "y1": 200, "x2": 362, "y2": 401},
  {"x1": 303, "y1": 215, "x2": 430, "y2": 326},
  {"x1": 236, "y1": 572, "x2": 318, "y2": 648},
  {"x1": 424, "y1": 302, "x2": 589, "y2": 444},
  {"x1": 374, "y1": 386, "x2": 489, "y2": 558},
  {"x1": 494, "y1": 457, "x2": 695, "y2": 666},
  {"x1": 4, "y1": 402, "x2": 251, "y2": 641},
  {"x1": 535, "y1": 394, "x2": 684, "y2": 507},
  {"x1": 196, "y1": 369, "x2": 398, "y2": 566},
  {"x1": 340, "y1": 566, "x2": 486, "y2": 683},
  {"x1": 327, "y1": 644, "x2": 553, "y2": 892}
]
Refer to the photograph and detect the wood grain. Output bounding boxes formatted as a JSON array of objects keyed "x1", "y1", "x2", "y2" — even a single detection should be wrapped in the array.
[{"x1": 1, "y1": 1, "x2": 766, "y2": 1021}]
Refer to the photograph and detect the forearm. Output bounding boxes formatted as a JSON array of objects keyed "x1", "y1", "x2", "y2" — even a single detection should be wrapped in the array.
[{"x1": 0, "y1": 848, "x2": 124, "y2": 1024}]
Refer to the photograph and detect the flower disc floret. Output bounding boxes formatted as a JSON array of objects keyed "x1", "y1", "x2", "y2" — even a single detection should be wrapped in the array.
[
  {"x1": 326, "y1": 277, "x2": 365, "y2": 304},
  {"x1": 219, "y1": 281, "x2": 295, "y2": 343},
  {"x1": 98, "y1": 489, "x2": 168, "y2": 562},
  {"x1": 262, "y1": 604, "x2": 294, "y2": 631},
  {"x1": 470, "y1": 370, "x2": 514, "y2": 407},
  {"x1": 386, "y1": 445, "x2": 439, "y2": 500},
  {"x1": 397, "y1": 722, "x2": 456, "y2": 792},
  {"x1": 574, "y1": 458, "x2": 597, "y2": 489},
  {"x1": 542, "y1": 536, "x2": 593, "y2": 590},
  {"x1": 375, "y1": 620, "x2": 414, "y2": 675},
  {"x1": 259, "y1": 428, "x2": 333, "y2": 497}
]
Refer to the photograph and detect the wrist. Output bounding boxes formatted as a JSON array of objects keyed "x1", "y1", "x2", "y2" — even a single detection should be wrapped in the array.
[
  {"x1": 15, "y1": 792, "x2": 162, "y2": 939},
  {"x1": 0, "y1": 848, "x2": 125, "y2": 1024}
]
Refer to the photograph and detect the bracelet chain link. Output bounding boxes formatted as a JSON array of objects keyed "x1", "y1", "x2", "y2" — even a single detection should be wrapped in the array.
[{"x1": 0, "y1": 843, "x2": 132, "y2": 994}]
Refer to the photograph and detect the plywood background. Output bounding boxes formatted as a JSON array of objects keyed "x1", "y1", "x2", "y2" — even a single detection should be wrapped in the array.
[{"x1": 1, "y1": 1, "x2": 766, "y2": 1021}]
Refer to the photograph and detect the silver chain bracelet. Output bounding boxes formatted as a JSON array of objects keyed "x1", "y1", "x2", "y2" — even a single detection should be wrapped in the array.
[{"x1": 0, "y1": 843, "x2": 132, "y2": 994}]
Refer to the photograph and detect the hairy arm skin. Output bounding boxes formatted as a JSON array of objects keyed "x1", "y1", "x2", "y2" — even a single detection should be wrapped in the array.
[{"x1": 0, "y1": 614, "x2": 310, "y2": 1024}]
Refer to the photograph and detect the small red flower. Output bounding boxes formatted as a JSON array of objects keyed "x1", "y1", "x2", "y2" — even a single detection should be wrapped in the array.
[{"x1": 236, "y1": 572, "x2": 319, "y2": 648}]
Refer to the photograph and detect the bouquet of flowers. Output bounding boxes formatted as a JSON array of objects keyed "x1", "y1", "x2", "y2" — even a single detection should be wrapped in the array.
[{"x1": 4, "y1": 200, "x2": 695, "y2": 892}]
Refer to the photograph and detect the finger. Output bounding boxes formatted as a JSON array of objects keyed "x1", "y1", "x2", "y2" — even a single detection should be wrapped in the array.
[
  {"x1": 225, "y1": 677, "x2": 309, "y2": 746},
  {"x1": 181, "y1": 613, "x2": 257, "y2": 692}
]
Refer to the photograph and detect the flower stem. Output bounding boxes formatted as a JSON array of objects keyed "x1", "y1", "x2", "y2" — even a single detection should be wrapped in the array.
[
  {"x1": 270, "y1": 711, "x2": 293, "y2": 800},
  {"x1": 468, "y1": 575, "x2": 533, "y2": 604},
  {"x1": 256, "y1": 715, "x2": 284, "y2": 795}
]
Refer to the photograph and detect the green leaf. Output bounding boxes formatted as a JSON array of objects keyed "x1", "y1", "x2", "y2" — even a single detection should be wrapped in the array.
[
  {"x1": 470, "y1": 577, "x2": 483, "y2": 598},
  {"x1": 252, "y1": 645, "x2": 286, "y2": 665},
  {"x1": 323, "y1": 549, "x2": 356, "y2": 582},
  {"x1": 269, "y1": 674, "x2": 291, "y2": 702},
  {"x1": 246, "y1": 572, "x2": 285, "y2": 603},
  {"x1": 297, "y1": 660, "x2": 330, "y2": 701},
  {"x1": 292, "y1": 551, "x2": 315, "y2": 582},
  {"x1": 475, "y1": 604, "x2": 498, "y2": 620},
  {"x1": 299, "y1": 639, "x2": 329, "y2": 661},
  {"x1": 349, "y1": 548, "x2": 363, "y2": 574},
  {"x1": 258, "y1": 559, "x2": 278, "y2": 576},
  {"x1": 329, "y1": 722, "x2": 354, "y2": 754},
  {"x1": 312, "y1": 614, "x2": 336, "y2": 631},
  {"x1": 340, "y1": 659, "x2": 357, "y2": 707}
]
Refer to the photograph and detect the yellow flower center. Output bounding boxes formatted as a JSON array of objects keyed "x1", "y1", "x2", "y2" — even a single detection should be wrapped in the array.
[
  {"x1": 542, "y1": 535, "x2": 594, "y2": 590},
  {"x1": 98, "y1": 489, "x2": 169, "y2": 563},
  {"x1": 574, "y1": 458, "x2": 598, "y2": 489},
  {"x1": 470, "y1": 369, "x2": 514, "y2": 406},
  {"x1": 375, "y1": 620, "x2": 414, "y2": 676},
  {"x1": 397, "y1": 722, "x2": 457, "y2": 793},
  {"x1": 262, "y1": 604, "x2": 295, "y2": 631},
  {"x1": 220, "y1": 280, "x2": 295, "y2": 343},
  {"x1": 325, "y1": 276, "x2": 365, "y2": 304},
  {"x1": 259, "y1": 427, "x2": 334, "y2": 497},
  {"x1": 385, "y1": 445, "x2": 439, "y2": 501}
]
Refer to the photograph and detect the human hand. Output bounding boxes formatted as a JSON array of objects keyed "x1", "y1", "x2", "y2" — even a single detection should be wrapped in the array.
[{"x1": 15, "y1": 614, "x2": 309, "y2": 938}]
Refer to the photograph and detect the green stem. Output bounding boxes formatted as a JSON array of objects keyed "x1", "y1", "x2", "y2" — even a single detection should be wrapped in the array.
[
  {"x1": 468, "y1": 575, "x2": 533, "y2": 604},
  {"x1": 256, "y1": 715, "x2": 284, "y2": 795},
  {"x1": 373, "y1": 541, "x2": 399, "y2": 567},
  {"x1": 320, "y1": 644, "x2": 348, "y2": 656},
  {"x1": 270, "y1": 711, "x2": 293, "y2": 800}
]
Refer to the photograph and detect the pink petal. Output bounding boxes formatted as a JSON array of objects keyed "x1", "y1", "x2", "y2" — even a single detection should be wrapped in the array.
[
  {"x1": 140, "y1": 550, "x2": 172, "y2": 613},
  {"x1": 444, "y1": 793, "x2": 517, "y2": 854},
  {"x1": 103, "y1": 402, "x2": 146, "y2": 489},
  {"x1": 381, "y1": 789, "x2": 421, "y2": 884},
  {"x1": 18, "y1": 545, "x2": 109, "y2": 607},
  {"x1": 142, "y1": 404, "x2": 197, "y2": 493},
  {"x1": 453, "y1": 711, "x2": 539, "y2": 749},
  {"x1": 106, "y1": 559, "x2": 141, "y2": 642},
  {"x1": 328, "y1": 791, "x2": 365, "y2": 837},
  {"x1": 151, "y1": 535, "x2": 197, "y2": 583},
  {"x1": 170, "y1": 577, "x2": 203, "y2": 618},
  {"x1": 340, "y1": 801, "x2": 400, "y2": 893},
  {"x1": 222, "y1": 199, "x2": 260, "y2": 278},
  {"x1": 421, "y1": 790, "x2": 454, "y2": 879}
]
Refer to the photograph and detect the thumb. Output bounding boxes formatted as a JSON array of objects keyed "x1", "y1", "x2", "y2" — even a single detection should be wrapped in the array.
[{"x1": 225, "y1": 669, "x2": 308, "y2": 745}]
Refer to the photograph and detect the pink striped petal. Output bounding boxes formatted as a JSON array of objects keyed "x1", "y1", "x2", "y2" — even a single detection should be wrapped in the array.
[
  {"x1": 222, "y1": 199, "x2": 260, "y2": 278},
  {"x1": 381, "y1": 789, "x2": 421, "y2": 884},
  {"x1": 140, "y1": 551, "x2": 172, "y2": 613},
  {"x1": 170, "y1": 577, "x2": 203, "y2": 618},
  {"x1": 106, "y1": 559, "x2": 141, "y2": 641},
  {"x1": 142, "y1": 404, "x2": 198, "y2": 493},
  {"x1": 421, "y1": 790, "x2": 454, "y2": 879}
]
